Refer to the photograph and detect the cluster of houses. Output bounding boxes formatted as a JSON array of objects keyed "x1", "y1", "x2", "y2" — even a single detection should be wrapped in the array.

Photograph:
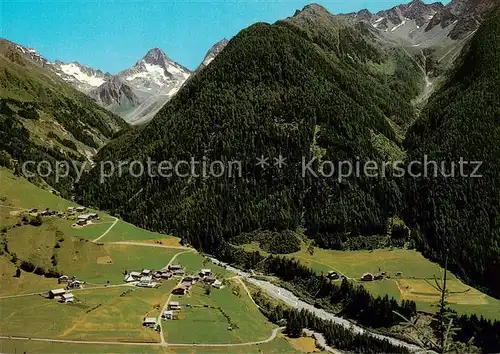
[
  {"x1": 29, "y1": 208, "x2": 65, "y2": 218},
  {"x1": 124, "y1": 264, "x2": 190, "y2": 288},
  {"x1": 58, "y1": 275, "x2": 84, "y2": 289},
  {"x1": 74, "y1": 212, "x2": 99, "y2": 226},
  {"x1": 27, "y1": 206, "x2": 98, "y2": 227},
  {"x1": 139, "y1": 267, "x2": 225, "y2": 328},
  {"x1": 123, "y1": 269, "x2": 161, "y2": 288},
  {"x1": 360, "y1": 271, "x2": 403, "y2": 281},
  {"x1": 48, "y1": 288, "x2": 75, "y2": 303},
  {"x1": 171, "y1": 268, "x2": 223, "y2": 295},
  {"x1": 161, "y1": 301, "x2": 181, "y2": 320}
]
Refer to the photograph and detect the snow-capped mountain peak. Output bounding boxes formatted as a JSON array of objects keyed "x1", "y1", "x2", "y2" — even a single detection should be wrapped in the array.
[
  {"x1": 142, "y1": 47, "x2": 171, "y2": 65},
  {"x1": 119, "y1": 47, "x2": 191, "y2": 92},
  {"x1": 87, "y1": 47, "x2": 193, "y2": 124},
  {"x1": 52, "y1": 60, "x2": 109, "y2": 92},
  {"x1": 14, "y1": 44, "x2": 51, "y2": 67}
]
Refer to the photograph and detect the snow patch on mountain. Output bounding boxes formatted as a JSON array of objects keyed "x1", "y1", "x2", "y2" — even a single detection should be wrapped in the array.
[{"x1": 58, "y1": 63, "x2": 106, "y2": 87}]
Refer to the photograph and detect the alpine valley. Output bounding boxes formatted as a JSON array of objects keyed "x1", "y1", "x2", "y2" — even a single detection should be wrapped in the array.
[{"x1": 1, "y1": 0, "x2": 500, "y2": 353}]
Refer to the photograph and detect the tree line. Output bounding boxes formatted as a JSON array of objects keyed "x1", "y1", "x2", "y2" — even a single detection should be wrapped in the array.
[{"x1": 254, "y1": 289, "x2": 410, "y2": 353}]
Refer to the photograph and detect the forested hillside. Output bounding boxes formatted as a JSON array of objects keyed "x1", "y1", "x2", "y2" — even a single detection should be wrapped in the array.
[
  {"x1": 0, "y1": 39, "x2": 127, "y2": 196},
  {"x1": 403, "y1": 6, "x2": 500, "y2": 297},
  {"x1": 76, "y1": 5, "x2": 424, "y2": 250}
]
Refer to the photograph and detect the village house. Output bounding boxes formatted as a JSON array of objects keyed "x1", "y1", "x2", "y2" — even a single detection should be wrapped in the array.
[
  {"x1": 396, "y1": 271, "x2": 403, "y2": 277},
  {"x1": 141, "y1": 269, "x2": 151, "y2": 276},
  {"x1": 163, "y1": 310, "x2": 173, "y2": 320},
  {"x1": 60, "y1": 293, "x2": 74, "y2": 303},
  {"x1": 169, "y1": 264, "x2": 182, "y2": 271},
  {"x1": 41, "y1": 209, "x2": 55, "y2": 216},
  {"x1": 130, "y1": 271, "x2": 142, "y2": 279},
  {"x1": 199, "y1": 269, "x2": 212, "y2": 277},
  {"x1": 67, "y1": 207, "x2": 75, "y2": 213},
  {"x1": 156, "y1": 269, "x2": 172, "y2": 279},
  {"x1": 76, "y1": 206, "x2": 86, "y2": 212},
  {"x1": 124, "y1": 274, "x2": 136, "y2": 282},
  {"x1": 76, "y1": 219, "x2": 88, "y2": 226},
  {"x1": 77, "y1": 214, "x2": 98, "y2": 223},
  {"x1": 142, "y1": 317, "x2": 157, "y2": 328},
  {"x1": 180, "y1": 280, "x2": 193, "y2": 290},
  {"x1": 373, "y1": 273, "x2": 384, "y2": 281},
  {"x1": 58, "y1": 275, "x2": 69, "y2": 284},
  {"x1": 327, "y1": 271, "x2": 339, "y2": 280},
  {"x1": 361, "y1": 273, "x2": 374, "y2": 281},
  {"x1": 67, "y1": 280, "x2": 83, "y2": 289},
  {"x1": 212, "y1": 279, "x2": 223, "y2": 289},
  {"x1": 204, "y1": 275, "x2": 217, "y2": 284},
  {"x1": 171, "y1": 284, "x2": 189, "y2": 295},
  {"x1": 168, "y1": 301, "x2": 181, "y2": 310},
  {"x1": 49, "y1": 288, "x2": 66, "y2": 298},
  {"x1": 182, "y1": 275, "x2": 197, "y2": 283},
  {"x1": 172, "y1": 269, "x2": 185, "y2": 276},
  {"x1": 137, "y1": 276, "x2": 153, "y2": 288}
]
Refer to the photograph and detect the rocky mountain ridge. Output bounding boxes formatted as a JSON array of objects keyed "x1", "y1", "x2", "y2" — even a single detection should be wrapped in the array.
[{"x1": 339, "y1": 0, "x2": 497, "y2": 49}]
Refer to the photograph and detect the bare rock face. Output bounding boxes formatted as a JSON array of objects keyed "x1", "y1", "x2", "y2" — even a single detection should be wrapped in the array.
[
  {"x1": 196, "y1": 39, "x2": 229, "y2": 72},
  {"x1": 90, "y1": 76, "x2": 140, "y2": 108},
  {"x1": 425, "y1": 8, "x2": 458, "y2": 32},
  {"x1": 446, "y1": 0, "x2": 499, "y2": 39},
  {"x1": 337, "y1": 0, "x2": 498, "y2": 54}
]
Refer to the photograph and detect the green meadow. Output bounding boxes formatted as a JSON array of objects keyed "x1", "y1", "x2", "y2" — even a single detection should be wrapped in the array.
[
  {"x1": 0, "y1": 337, "x2": 299, "y2": 353},
  {"x1": 241, "y1": 242, "x2": 500, "y2": 320},
  {"x1": 163, "y1": 280, "x2": 276, "y2": 344}
]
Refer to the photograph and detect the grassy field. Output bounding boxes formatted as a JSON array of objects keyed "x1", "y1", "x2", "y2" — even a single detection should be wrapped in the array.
[
  {"x1": 72, "y1": 244, "x2": 183, "y2": 285},
  {"x1": 0, "y1": 167, "x2": 179, "y2": 244},
  {"x1": 100, "y1": 219, "x2": 181, "y2": 244},
  {"x1": 162, "y1": 280, "x2": 276, "y2": 344},
  {"x1": 0, "y1": 170, "x2": 302, "y2": 353},
  {"x1": 58, "y1": 218, "x2": 182, "y2": 245},
  {"x1": 0, "y1": 257, "x2": 58, "y2": 296},
  {"x1": 241, "y1": 243, "x2": 500, "y2": 320},
  {"x1": 286, "y1": 336, "x2": 321, "y2": 353},
  {"x1": 0, "y1": 336, "x2": 299, "y2": 353},
  {"x1": 0, "y1": 285, "x2": 169, "y2": 342},
  {"x1": 60, "y1": 283, "x2": 179, "y2": 341},
  {"x1": 0, "y1": 168, "x2": 74, "y2": 212},
  {"x1": 174, "y1": 252, "x2": 234, "y2": 279},
  {"x1": 3, "y1": 218, "x2": 184, "y2": 286}
]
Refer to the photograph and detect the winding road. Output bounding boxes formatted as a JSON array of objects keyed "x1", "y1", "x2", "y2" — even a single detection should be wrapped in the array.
[
  {"x1": 210, "y1": 258, "x2": 424, "y2": 353},
  {"x1": 0, "y1": 327, "x2": 284, "y2": 348},
  {"x1": 92, "y1": 216, "x2": 118, "y2": 242},
  {"x1": 2, "y1": 217, "x2": 423, "y2": 352},
  {"x1": 156, "y1": 249, "x2": 194, "y2": 344}
]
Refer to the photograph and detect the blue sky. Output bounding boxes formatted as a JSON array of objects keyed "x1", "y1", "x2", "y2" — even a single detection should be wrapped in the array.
[{"x1": 2, "y1": 0, "x2": 450, "y2": 73}]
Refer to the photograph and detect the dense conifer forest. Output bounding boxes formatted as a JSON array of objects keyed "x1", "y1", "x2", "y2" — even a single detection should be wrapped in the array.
[
  {"x1": 214, "y1": 242, "x2": 500, "y2": 353},
  {"x1": 75, "y1": 5, "x2": 500, "y2": 301},
  {"x1": 254, "y1": 292, "x2": 411, "y2": 353},
  {"x1": 76, "y1": 6, "x2": 423, "y2": 251},
  {"x1": 403, "y1": 7, "x2": 500, "y2": 298}
]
